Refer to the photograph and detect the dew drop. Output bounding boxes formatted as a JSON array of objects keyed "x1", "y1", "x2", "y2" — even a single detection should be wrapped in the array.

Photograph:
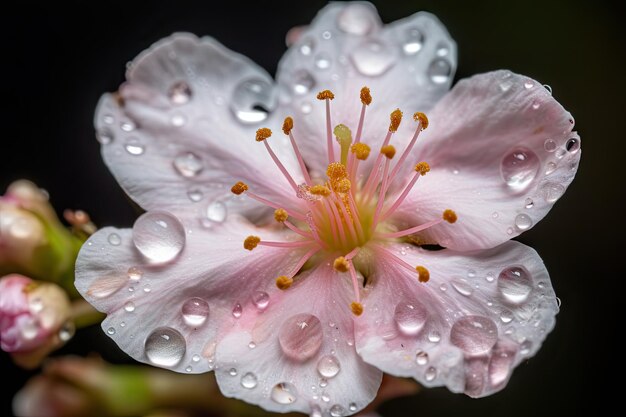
[
  {"x1": 485, "y1": 272, "x2": 495, "y2": 283},
  {"x1": 187, "y1": 188, "x2": 203, "y2": 202},
  {"x1": 436, "y1": 43, "x2": 449, "y2": 56},
  {"x1": 351, "y1": 40, "x2": 395, "y2": 76},
  {"x1": 532, "y1": 101, "x2": 541, "y2": 110},
  {"x1": 566, "y1": 138, "x2": 580, "y2": 153},
  {"x1": 127, "y1": 267, "x2": 143, "y2": 281},
  {"x1": 525, "y1": 198, "x2": 534, "y2": 209},
  {"x1": 106, "y1": 327, "x2": 116, "y2": 335},
  {"x1": 425, "y1": 366, "x2": 437, "y2": 382},
  {"x1": 58, "y1": 321, "x2": 75, "y2": 342},
  {"x1": 337, "y1": 3, "x2": 374, "y2": 35},
  {"x1": 450, "y1": 316, "x2": 498, "y2": 356},
  {"x1": 315, "y1": 53, "x2": 331, "y2": 70},
  {"x1": 452, "y1": 280, "x2": 473, "y2": 297},
  {"x1": 120, "y1": 121, "x2": 135, "y2": 132},
  {"x1": 439, "y1": 283, "x2": 447, "y2": 292},
  {"x1": 543, "y1": 84, "x2": 552, "y2": 95},
  {"x1": 228, "y1": 368, "x2": 237, "y2": 376},
  {"x1": 524, "y1": 80, "x2": 534, "y2": 89},
  {"x1": 185, "y1": 366, "x2": 192, "y2": 373},
  {"x1": 168, "y1": 81, "x2": 192, "y2": 105},
  {"x1": 310, "y1": 405, "x2": 323, "y2": 417},
  {"x1": 279, "y1": 313, "x2": 323, "y2": 361},
  {"x1": 330, "y1": 404, "x2": 345, "y2": 417},
  {"x1": 124, "y1": 301, "x2": 135, "y2": 312},
  {"x1": 293, "y1": 70, "x2": 316, "y2": 95},
  {"x1": 252, "y1": 291, "x2": 270, "y2": 310},
  {"x1": 271, "y1": 382, "x2": 298, "y2": 404},
  {"x1": 322, "y1": 31, "x2": 332, "y2": 40},
  {"x1": 103, "y1": 114, "x2": 114, "y2": 124},
  {"x1": 555, "y1": 148, "x2": 566, "y2": 159},
  {"x1": 317, "y1": 355, "x2": 341, "y2": 378},
  {"x1": 182, "y1": 298, "x2": 210, "y2": 326},
  {"x1": 402, "y1": 27, "x2": 424, "y2": 55},
  {"x1": 299, "y1": 38, "x2": 314, "y2": 56},
  {"x1": 427, "y1": 59, "x2": 452, "y2": 84},
  {"x1": 96, "y1": 128, "x2": 114, "y2": 145},
  {"x1": 506, "y1": 227, "x2": 514, "y2": 235},
  {"x1": 520, "y1": 340, "x2": 532, "y2": 355},
  {"x1": 107, "y1": 233, "x2": 121, "y2": 246},
  {"x1": 173, "y1": 152, "x2": 203, "y2": 178},
  {"x1": 145, "y1": 327, "x2": 186, "y2": 367},
  {"x1": 170, "y1": 113, "x2": 186, "y2": 127},
  {"x1": 415, "y1": 350, "x2": 429, "y2": 365},
  {"x1": 514, "y1": 213, "x2": 533, "y2": 231},
  {"x1": 124, "y1": 138, "x2": 145, "y2": 156},
  {"x1": 500, "y1": 148, "x2": 540, "y2": 192},
  {"x1": 321, "y1": 392, "x2": 330, "y2": 402},
  {"x1": 545, "y1": 161, "x2": 557, "y2": 175},
  {"x1": 230, "y1": 78, "x2": 276, "y2": 124},
  {"x1": 500, "y1": 309, "x2": 514, "y2": 323},
  {"x1": 232, "y1": 303, "x2": 242, "y2": 319},
  {"x1": 544, "y1": 139, "x2": 557, "y2": 152},
  {"x1": 540, "y1": 182, "x2": 565, "y2": 203},
  {"x1": 492, "y1": 211, "x2": 499, "y2": 219},
  {"x1": 349, "y1": 403, "x2": 357, "y2": 412},
  {"x1": 393, "y1": 301, "x2": 428, "y2": 335},
  {"x1": 133, "y1": 211, "x2": 185, "y2": 263},
  {"x1": 206, "y1": 201, "x2": 227, "y2": 223},
  {"x1": 498, "y1": 266, "x2": 533, "y2": 305},
  {"x1": 192, "y1": 354, "x2": 200, "y2": 362},
  {"x1": 240, "y1": 372, "x2": 258, "y2": 389}
]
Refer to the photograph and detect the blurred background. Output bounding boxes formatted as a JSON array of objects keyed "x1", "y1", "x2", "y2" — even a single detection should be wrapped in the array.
[{"x1": 1, "y1": 0, "x2": 622, "y2": 416}]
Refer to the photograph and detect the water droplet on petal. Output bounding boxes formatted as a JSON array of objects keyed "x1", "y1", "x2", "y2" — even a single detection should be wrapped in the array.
[
  {"x1": 125, "y1": 137, "x2": 145, "y2": 155},
  {"x1": 96, "y1": 128, "x2": 114, "y2": 144},
  {"x1": 206, "y1": 201, "x2": 227, "y2": 223},
  {"x1": 524, "y1": 80, "x2": 534, "y2": 89},
  {"x1": 485, "y1": 272, "x2": 495, "y2": 283},
  {"x1": 145, "y1": 327, "x2": 186, "y2": 367},
  {"x1": 185, "y1": 366, "x2": 192, "y2": 372},
  {"x1": 299, "y1": 38, "x2": 314, "y2": 56},
  {"x1": 107, "y1": 233, "x2": 121, "y2": 246},
  {"x1": 525, "y1": 198, "x2": 534, "y2": 209},
  {"x1": 330, "y1": 404, "x2": 345, "y2": 417},
  {"x1": 544, "y1": 139, "x2": 557, "y2": 152},
  {"x1": 271, "y1": 382, "x2": 298, "y2": 404},
  {"x1": 173, "y1": 152, "x2": 203, "y2": 178},
  {"x1": 351, "y1": 40, "x2": 395, "y2": 76},
  {"x1": 315, "y1": 53, "x2": 331, "y2": 70},
  {"x1": 192, "y1": 354, "x2": 200, "y2": 362},
  {"x1": 489, "y1": 348, "x2": 514, "y2": 386},
  {"x1": 310, "y1": 405, "x2": 323, "y2": 417},
  {"x1": 349, "y1": 403, "x2": 357, "y2": 412},
  {"x1": 540, "y1": 182, "x2": 565, "y2": 203},
  {"x1": 436, "y1": 43, "x2": 449, "y2": 56},
  {"x1": 545, "y1": 161, "x2": 557, "y2": 175},
  {"x1": 317, "y1": 355, "x2": 341, "y2": 378},
  {"x1": 168, "y1": 81, "x2": 192, "y2": 105},
  {"x1": 450, "y1": 316, "x2": 498, "y2": 356},
  {"x1": 228, "y1": 368, "x2": 238, "y2": 376},
  {"x1": 543, "y1": 84, "x2": 552, "y2": 95},
  {"x1": 124, "y1": 301, "x2": 135, "y2": 312},
  {"x1": 133, "y1": 211, "x2": 185, "y2": 263},
  {"x1": 322, "y1": 31, "x2": 332, "y2": 40},
  {"x1": 402, "y1": 27, "x2": 424, "y2": 55},
  {"x1": 500, "y1": 148, "x2": 540, "y2": 192},
  {"x1": 337, "y1": 3, "x2": 374, "y2": 35},
  {"x1": 230, "y1": 78, "x2": 276, "y2": 124},
  {"x1": 88, "y1": 275, "x2": 127, "y2": 298},
  {"x1": 182, "y1": 298, "x2": 210, "y2": 326},
  {"x1": 416, "y1": 350, "x2": 429, "y2": 365},
  {"x1": 520, "y1": 340, "x2": 532, "y2": 355},
  {"x1": 393, "y1": 301, "x2": 428, "y2": 335},
  {"x1": 425, "y1": 366, "x2": 437, "y2": 381},
  {"x1": 293, "y1": 70, "x2": 316, "y2": 95},
  {"x1": 103, "y1": 114, "x2": 114, "y2": 124},
  {"x1": 120, "y1": 121, "x2": 136, "y2": 132},
  {"x1": 241, "y1": 372, "x2": 258, "y2": 389},
  {"x1": 107, "y1": 327, "x2": 116, "y2": 335},
  {"x1": 187, "y1": 188, "x2": 203, "y2": 202},
  {"x1": 252, "y1": 291, "x2": 270, "y2": 310},
  {"x1": 566, "y1": 138, "x2": 580, "y2": 153},
  {"x1": 232, "y1": 303, "x2": 242, "y2": 318},
  {"x1": 170, "y1": 113, "x2": 186, "y2": 127},
  {"x1": 452, "y1": 280, "x2": 474, "y2": 297},
  {"x1": 279, "y1": 313, "x2": 323, "y2": 361},
  {"x1": 248, "y1": 341, "x2": 256, "y2": 349},
  {"x1": 58, "y1": 321, "x2": 75, "y2": 342},
  {"x1": 500, "y1": 309, "x2": 513, "y2": 323},
  {"x1": 428, "y1": 59, "x2": 452, "y2": 84},
  {"x1": 514, "y1": 213, "x2": 533, "y2": 231},
  {"x1": 127, "y1": 267, "x2": 143, "y2": 281},
  {"x1": 498, "y1": 266, "x2": 533, "y2": 305}
]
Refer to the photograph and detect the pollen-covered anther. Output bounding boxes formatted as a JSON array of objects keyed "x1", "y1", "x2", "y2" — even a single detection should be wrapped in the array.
[
  {"x1": 360, "y1": 86, "x2": 372, "y2": 105},
  {"x1": 317, "y1": 89, "x2": 335, "y2": 100},
  {"x1": 351, "y1": 143, "x2": 371, "y2": 160},
  {"x1": 243, "y1": 235, "x2": 261, "y2": 251},
  {"x1": 274, "y1": 208, "x2": 288, "y2": 222},
  {"x1": 326, "y1": 162, "x2": 347, "y2": 181},
  {"x1": 350, "y1": 302, "x2": 364, "y2": 316},
  {"x1": 282, "y1": 117, "x2": 293, "y2": 135},
  {"x1": 276, "y1": 275, "x2": 293, "y2": 290},
  {"x1": 413, "y1": 112, "x2": 429, "y2": 130},
  {"x1": 333, "y1": 256, "x2": 349, "y2": 272},
  {"x1": 380, "y1": 145, "x2": 396, "y2": 159},
  {"x1": 310, "y1": 185, "x2": 332, "y2": 197},
  {"x1": 415, "y1": 162, "x2": 430, "y2": 176},
  {"x1": 335, "y1": 178, "x2": 351, "y2": 193},
  {"x1": 443, "y1": 209, "x2": 458, "y2": 224},
  {"x1": 389, "y1": 108, "x2": 403, "y2": 132},
  {"x1": 255, "y1": 127, "x2": 272, "y2": 142},
  {"x1": 231, "y1": 181, "x2": 249, "y2": 195},
  {"x1": 415, "y1": 265, "x2": 430, "y2": 283}
]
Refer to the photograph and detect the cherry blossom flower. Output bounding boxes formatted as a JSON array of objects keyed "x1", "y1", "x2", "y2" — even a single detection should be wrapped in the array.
[{"x1": 75, "y1": 3, "x2": 580, "y2": 415}]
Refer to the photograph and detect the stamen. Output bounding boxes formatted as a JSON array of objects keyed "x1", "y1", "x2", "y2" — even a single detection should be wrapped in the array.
[
  {"x1": 317, "y1": 89, "x2": 336, "y2": 163},
  {"x1": 333, "y1": 256, "x2": 349, "y2": 272},
  {"x1": 348, "y1": 87, "x2": 372, "y2": 178},
  {"x1": 276, "y1": 275, "x2": 293, "y2": 290},
  {"x1": 380, "y1": 145, "x2": 396, "y2": 159},
  {"x1": 388, "y1": 108, "x2": 403, "y2": 133},
  {"x1": 379, "y1": 166, "x2": 423, "y2": 222},
  {"x1": 334, "y1": 124, "x2": 353, "y2": 165},
  {"x1": 310, "y1": 185, "x2": 332, "y2": 197},
  {"x1": 255, "y1": 128, "x2": 272, "y2": 142},
  {"x1": 282, "y1": 117, "x2": 293, "y2": 135},
  {"x1": 350, "y1": 301, "x2": 364, "y2": 316},
  {"x1": 283, "y1": 117, "x2": 313, "y2": 185},
  {"x1": 360, "y1": 86, "x2": 372, "y2": 106},
  {"x1": 284, "y1": 220, "x2": 314, "y2": 239},
  {"x1": 371, "y1": 157, "x2": 391, "y2": 228},
  {"x1": 413, "y1": 112, "x2": 429, "y2": 130},
  {"x1": 231, "y1": 181, "x2": 249, "y2": 195},
  {"x1": 260, "y1": 134, "x2": 300, "y2": 193},
  {"x1": 376, "y1": 218, "x2": 442, "y2": 239},
  {"x1": 258, "y1": 240, "x2": 316, "y2": 248},
  {"x1": 443, "y1": 209, "x2": 458, "y2": 223},
  {"x1": 327, "y1": 162, "x2": 348, "y2": 182},
  {"x1": 244, "y1": 191, "x2": 306, "y2": 221},
  {"x1": 244, "y1": 235, "x2": 260, "y2": 251},
  {"x1": 316, "y1": 90, "x2": 335, "y2": 100},
  {"x1": 335, "y1": 178, "x2": 351, "y2": 193},
  {"x1": 415, "y1": 265, "x2": 430, "y2": 283},
  {"x1": 388, "y1": 114, "x2": 428, "y2": 183},
  {"x1": 415, "y1": 162, "x2": 431, "y2": 176},
  {"x1": 351, "y1": 143, "x2": 371, "y2": 160},
  {"x1": 362, "y1": 109, "x2": 402, "y2": 198},
  {"x1": 274, "y1": 208, "x2": 288, "y2": 222}
]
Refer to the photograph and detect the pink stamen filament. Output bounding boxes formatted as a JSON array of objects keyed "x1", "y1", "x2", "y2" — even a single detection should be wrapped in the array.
[
  {"x1": 245, "y1": 192, "x2": 306, "y2": 221},
  {"x1": 264, "y1": 140, "x2": 300, "y2": 193},
  {"x1": 380, "y1": 171, "x2": 421, "y2": 222},
  {"x1": 348, "y1": 103, "x2": 367, "y2": 179},
  {"x1": 376, "y1": 218, "x2": 443, "y2": 239},
  {"x1": 371, "y1": 158, "x2": 391, "y2": 229},
  {"x1": 348, "y1": 261, "x2": 361, "y2": 303},
  {"x1": 324, "y1": 197, "x2": 348, "y2": 247},
  {"x1": 388, "y1": 122, "x2": 423, "y2": 184},
  {"x1": 284, "y1": 220, "x2": 314, "y2": 239},
  {"x1": 373, "y1": 244, "x2": 418, "y2": 275},
  {"x1": 331, "y1": 193, "x2": 358, "y2": 242},
  {"x1": 346, "y1": 193, "x2": 366, "y2": 241},
  {"x1": 288, "y1": 247, "x2": 320, "y2": 278},
  {"x1": 289, "y1": 132, "x2": 313, "y2": 186},
  {"x1": 259, "y1": 240, "x2": 316, "y2": 249},
  {"x1": 325, "y1": 99, "x2": 335, "y2": 163},
  {"x1": 361, "y1": 130, "x2": 393, "y2": 198}
]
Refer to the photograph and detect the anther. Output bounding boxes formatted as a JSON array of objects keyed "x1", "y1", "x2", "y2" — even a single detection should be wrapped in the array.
[
  {"x1": 360, "y1": 86, "x2": 372, "y2": 105},
  {"x1": 276, "y1": 275, "x2": 293, "y2": 290},
  {"x1": 335, "y1": 178, "x2": 351, "y2": 193},
  {"x1": 415, "y1": 162, "x2": 430, "y2": 176},
  {"x1": 415, "y1": 265, "x2": 430, "y2": 283},
  {"x1": 282, "y1": 117, "x2": 294, "y2": 135},
  {"x1": 274, "y1": 208, "x2": 288, "y2": 222},
  {"x1": 413, "y1": 112, "x2": 429, "y2": 130},
  {"x1": 350, "y1": 143, "x2": 371, "y2": 160},
  {"x1": 380, "y1": 145, "x2": 396, "y2": 159},
  {"x1": 443, "y1": 209, "x2": 457, "y2": 224},
  {"x1": 350, "y1": 302, "x2": 364, "y2": 316},
  {"x1": 333, "y1": 256, "x2": 349, "y2": 272},
  {"x1": 317, "y1": 89, "x2": 335, "y2": 100},
  {"x1": 326, "y1": 162, "x2": 347, "y2": 181},
  {"x1": 310, "y1": 185, "x2": 332, "y2": 197},
  {"x1": 255, "y1": 128, "x2": 272, "y2": 142},
  {"x1": 243, "y1": 235, "x2": 260, "y2": 251},
  {"x1": 231, "y1": 181, "x2": 249, "y2": 195},
  {"x1": 389, "y1": 109, "x2": 403, "y2": 132}
]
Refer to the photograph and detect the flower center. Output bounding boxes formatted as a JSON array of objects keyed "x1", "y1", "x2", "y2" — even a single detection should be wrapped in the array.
[{"x1": 232, "y1": 87, "x2": 456, "y2": 315}]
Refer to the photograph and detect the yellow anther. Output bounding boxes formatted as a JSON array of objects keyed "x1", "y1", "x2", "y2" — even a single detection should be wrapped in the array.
[
  {"x1": 351, "y1": 143, "x2": 371, "y2": 160},
  {"x1": 360, "y1": 86, "x2": 372, "y2": 105},
  {"x1": 243, "y1": 235, "x2": 260, "y2": 251},
  {"x1": 415, "y1": 162, "x2": 430, "y2": 176},
  {"x1": 317, "y1": 90, "x2": 335, "y2": 100},
  {"x1": 380, "y1": 145, "x2": 396, "y2": 159},
  {"x1": 389, "y1": 108, "x2": 403, "y2": 132},
  {"x1": 335, "y1": 178, "x2": 351, "y2": 193},
  {"x1": 231, "y1": 181, "x2": 249, "y2": 195},
  {"x1": 443, "y1": 209, "x2": 458, "y2": 224},
  {"x1": 333, "y1": 256, "x2": 349, "y2": 272},
  {"x1": 282, "y1": 117, "x2": 294, "y2": 135},
  {"x1": 350, "y1": 302, "x2": 364, "y2": 316},
  {"x1": 415, "y1": 265, "x2": 430, "y2": 283},
  {"x1": 413, "y1": 112, "x2": 429, "y2": 130},
  {"x1": 310, "y1": 185, "x2": 332, "y2": 197},
  {"x1": 276, "y1": 275, "x2": 293, "y2": 290},
  {"x1": 326, "y1": 162, "x2": 347, "y2": 181},
  {"x1": 255, "y1": 127, "x2": 272, "y2": 142},
  {"x1": 274, "y1": 208, "x2": 288, "y2": 222}
]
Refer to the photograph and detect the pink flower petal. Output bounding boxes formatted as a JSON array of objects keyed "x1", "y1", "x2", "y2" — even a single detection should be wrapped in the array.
[
  {"x1": 393, "y1": 70, "x2": 579, "y2": 250},
  {"x1": 275, "y1": 3, "x2": 456, "y2": 176},
  {"x1": 75, "y1": 213, "x2": 311, "y2": 374},
  {"x1": 215, "y1": 263, "x2": 382, "y2": 415},
  {"x1": 354, "y1": 241, "x2": 558, "y2": 397},
  {"x1": 95, "y1": 33, "x2": 302, "y2": 218}
]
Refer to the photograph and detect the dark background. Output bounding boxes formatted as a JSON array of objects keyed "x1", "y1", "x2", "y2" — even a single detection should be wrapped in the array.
[{"x1": 1, "y1": 1, "x2": 623, "y2": 416}]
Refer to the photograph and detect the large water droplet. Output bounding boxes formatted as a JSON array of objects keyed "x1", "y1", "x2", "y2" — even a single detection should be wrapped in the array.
[
  {"x1": 292, "y1": 70, "x2": 316, "y2": 95},
  {"x1": 489, "y1": 348, "x2": 514, "y2": 386},
  {"x1": 540, "y1": 182, "x2": 565, "y2": 203},
  {"x1": 168, "y1": 81, "x2": 192, "y2": 105},
  {"x1": 125, "y1": 138, "x2": 145, "y2": 156},
  {"x1": 427, "y1": 59, "x2": 452, "y2": 84},
  {"x1": 271, "y1": 382, "x2": 298, "y2": 404},
  {"x1": 230, "y1": 78, "x2": 276, "y2": 124},
  {"x1": 124, "y1": 301, "x2": 135, "y2": 312},
  {"x1": 393, "y1": 300, "x2": 428, "y2": 336},
  {"x1": 206, "y1": 201, "x2": 227, "y2": 223},
  {"x1": 317, "y1": 355, "x2": 341, "y2": 378},
  {"x1": 240, "y1": 372, "x2": 258, "y2": 389},
  {"x1": 425, "y1": 366, "x2": 437, "y2": 381},
  {"x1": 452, "y1": 279, "x2": 474, "y2": 297},
  {"x1": 252, "y1": 291, "x2": 270, "y2": 310},
  {"x1": 514, "y1": 213, "x2": 533, "y2": 231},
  {"x1": 566, "y1": 138, "x2": 580, "y2": 153},
  {"x1": 450, "y1": 316, "x2": 498, "y2": 356},
  {"x1": 544, "y1": 139, "x2": 557, "y2": 152},
  {"x1": 107, "y1": 233, "x2": 121, "y2": 246},
  {"x1": 428, "y1": 329, "x2": 441, "y2": 343},
  {"x1": 500, "y1": 148, "x2": 540, "y2": 192},
  {"x1": 498, "y1": 266, "x2": 533, "y2": 305},
  {"x1": 145, "y1": 327, "x2": 186, "y2": 367},
  {"x1": 415, "y1": 350, "x2": 429, "y2": 365},
  {"x1": 133, "y1": 211, "x2": 185, "y2": 263},
  {"x1": 351, "y1": 40, "x2": 395, "y2": 76},
  {"x1": 182, "y1": 298, "x2": 210, "y2": 326},
  {"x1": 279, "y1": 313, "x2": 323, "y2": 361},
  {"x1": 402, "y1": 27, "x2": 424, "y2": 55},
  {"x1": 173, "y1": 152, "x2": 203, "y2": 178},
  {"x1": 330, "y1": 404, "x2": 345, "y2": 417},
  {"x1": 337, "y1": 3, "x2": 374, "y2": 35}
]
